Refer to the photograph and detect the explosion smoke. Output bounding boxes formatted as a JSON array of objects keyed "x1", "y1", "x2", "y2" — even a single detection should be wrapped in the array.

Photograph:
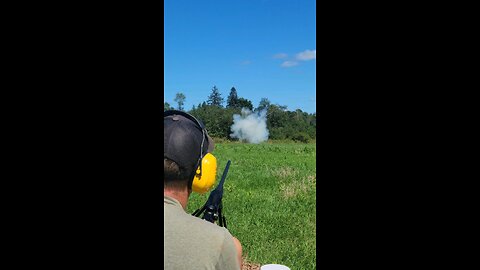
[{"x1": 230, "y1": 108, "x2": 269, "y2": 143}]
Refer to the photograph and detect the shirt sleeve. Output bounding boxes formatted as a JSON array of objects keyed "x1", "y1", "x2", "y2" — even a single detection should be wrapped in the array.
[{"x1": 215, "y1": 230, "x2": 240, "y2": 270}]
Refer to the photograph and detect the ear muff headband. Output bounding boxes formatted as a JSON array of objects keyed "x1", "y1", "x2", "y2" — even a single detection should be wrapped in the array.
[
  {"x1": 164, "y1": 110, "x2": 217, "y2": 193},
  {"x1": 164, "y1": 110, "x2": 206, "y2": 129}
]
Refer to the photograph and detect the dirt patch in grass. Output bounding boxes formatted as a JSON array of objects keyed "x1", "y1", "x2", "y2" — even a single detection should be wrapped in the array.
[
  {"x1": 242, "y1": 259, "x2": 261, "y2": 270},
  {"x1": 279, "y1": 174, "x2": 316, "y2": 198},
  {"x1": 271, "y1": 166, "x2": 297, "y2": 178}
]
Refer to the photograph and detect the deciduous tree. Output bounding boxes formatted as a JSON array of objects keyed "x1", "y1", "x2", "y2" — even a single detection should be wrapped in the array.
[{"x1": 174, "y1": 92, "x2": 186, "y2": 111}]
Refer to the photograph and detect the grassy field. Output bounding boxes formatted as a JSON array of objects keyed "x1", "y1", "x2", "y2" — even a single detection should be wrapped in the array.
[{"x1": 187, "y1": 142, "x2": 317, "y2": 269}]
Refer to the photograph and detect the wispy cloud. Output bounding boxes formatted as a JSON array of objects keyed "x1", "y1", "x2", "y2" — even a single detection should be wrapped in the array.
[
  {"x1": 273, "y1": 53, "x2": 288, "y2": 59},
  {"x1": 276, "y1": 49, "x2": 316, "y2": 68},
  {"x1": 296, "y1": 50, "x2": 316, "y2": 61},
  {"x1": 281, "y1": 61, "x2": 299, "y2": 67}
]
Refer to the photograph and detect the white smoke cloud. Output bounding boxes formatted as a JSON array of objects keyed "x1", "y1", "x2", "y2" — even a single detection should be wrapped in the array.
[{"x1": 230, "y1": 108, "x2": 269, "y2": 143}]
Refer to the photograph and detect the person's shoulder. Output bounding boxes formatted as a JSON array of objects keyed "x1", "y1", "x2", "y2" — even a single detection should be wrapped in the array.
[
  {"x1": 184, "y1": 214, "x2": 236, "y2": 245},
  {"x1": 187, "y1": 214, "x2": 231, "y2": 235},
  {"x1": 178, "y1": 215, "x2": 239, "y2": 268}
]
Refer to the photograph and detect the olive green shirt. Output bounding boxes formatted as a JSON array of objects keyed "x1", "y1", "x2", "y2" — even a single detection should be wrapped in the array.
[{"x1": 164, "y1": 196, "x2": 240, "y2": 270}]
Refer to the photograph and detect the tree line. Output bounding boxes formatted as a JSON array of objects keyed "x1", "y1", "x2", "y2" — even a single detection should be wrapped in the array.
[{"x1": 164, "y1": 86, "x2": 316, "y2": 143}]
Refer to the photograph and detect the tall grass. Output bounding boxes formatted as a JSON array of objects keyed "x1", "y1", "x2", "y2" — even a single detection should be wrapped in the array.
[{"x1": 187, "y1": 142, "x2": 316, "y2": 269}]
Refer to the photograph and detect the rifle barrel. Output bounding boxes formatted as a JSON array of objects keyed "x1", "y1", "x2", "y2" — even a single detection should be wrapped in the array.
[{"x1": 217, "y1": 160, "x2": 231, "y2": 192}]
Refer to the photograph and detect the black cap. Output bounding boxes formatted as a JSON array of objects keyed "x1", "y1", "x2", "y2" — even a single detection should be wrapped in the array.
[{"x1": 164, "y1": 111, "x2": 214, "y2": 171}]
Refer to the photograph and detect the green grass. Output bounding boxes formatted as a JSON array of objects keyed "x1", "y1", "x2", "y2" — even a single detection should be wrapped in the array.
[{"x1": 187, "y1": 142, "x2": 316, "y2": 269}]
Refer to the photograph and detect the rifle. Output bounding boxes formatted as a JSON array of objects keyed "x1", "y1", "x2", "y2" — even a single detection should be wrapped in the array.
[{"x1": 192, "y1": 160, "x2": 231, "y2": 228}]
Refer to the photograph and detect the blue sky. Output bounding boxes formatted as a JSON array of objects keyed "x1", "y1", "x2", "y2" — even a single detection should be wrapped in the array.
[{"x1": 164, "y1": 0, "x2": 316, "y2": 113}]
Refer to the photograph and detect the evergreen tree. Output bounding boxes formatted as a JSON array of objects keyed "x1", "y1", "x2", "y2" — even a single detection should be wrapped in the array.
[
  {"x1": 164, "y1": 102, "x2": 172, "y2": 111},
  {"x1": 226, "y1": 87, "x2": 239, "y2": 108},
  {"x1": 207, "y1": 86, "x2": 224, "y2": 107},
  {"x1": 237, "y1": 98, "x2": 253, "y2": 111},
  {"x1": 174, "y1": 92, "x2": 186, "y2": 111}
]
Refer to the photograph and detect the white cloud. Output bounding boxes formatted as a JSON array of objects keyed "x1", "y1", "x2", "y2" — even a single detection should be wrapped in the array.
[
  {"x1": 296, "y1": 50, "x2": 316, "y2": 61},
  {"x1": 275, "y1": 49, "x2": 316, "y2": 68},
  {"x1": 281, "y1": 61, "x2": 299, "y2": 67},
  {"x1": 273, "y1": 53, "x2": 288, "y2": 59}
]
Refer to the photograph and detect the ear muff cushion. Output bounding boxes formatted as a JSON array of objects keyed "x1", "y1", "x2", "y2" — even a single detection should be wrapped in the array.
[{"x1": 192, "y1": 153, "x2": 217, "y2": 194}]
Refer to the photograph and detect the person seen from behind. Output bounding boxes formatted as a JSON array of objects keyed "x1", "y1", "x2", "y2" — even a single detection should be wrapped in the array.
[{"x1": 164, "y1": 110, "x2": 242, "y2": 270}]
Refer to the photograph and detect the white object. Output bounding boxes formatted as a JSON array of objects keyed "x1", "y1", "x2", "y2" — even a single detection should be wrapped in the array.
[{"x1": 260, "y1": 264, "x2": 291, "y2": 270}]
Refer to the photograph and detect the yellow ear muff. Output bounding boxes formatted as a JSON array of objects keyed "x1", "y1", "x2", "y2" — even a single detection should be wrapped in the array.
[{"x1": 192, "y1": 153, "x2": 217, "y2": 194}]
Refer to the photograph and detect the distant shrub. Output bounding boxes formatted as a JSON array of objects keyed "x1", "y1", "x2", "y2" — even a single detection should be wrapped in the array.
[
  {"x1": 291, "y1": 132, "x2": 310, "y2": 143},
  {"x1": 211, "y1": 137, "x2": 229, "y2": 143}
]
